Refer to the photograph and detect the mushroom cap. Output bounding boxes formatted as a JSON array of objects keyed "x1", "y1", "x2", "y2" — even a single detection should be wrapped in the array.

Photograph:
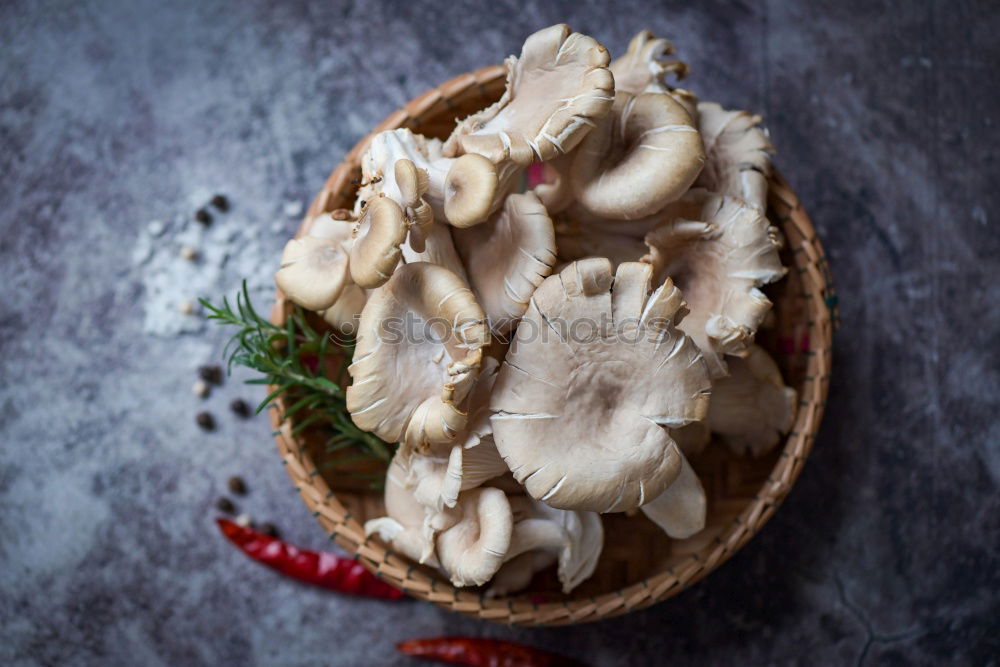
[
  {"x1": 453, "y1": 192, "x2": 557, "y2": 334},
  {"x1": 349, "y1": 196, "x2": 408, "y2": 288},
  {"x1": 489, "y1": 259, "x2": 712, "y2": 513},
  {"x1": 639, "y1": 454, "x2": 706, "y2": 539},
  {"x1": 346, "y1": 262, "x2": 489, "y2": 452},
  {"x1": 695, "y1": 101, "x2": 774, "y2": 211},
  {"x1": 443, "y1": 154, "x2": 499, "y2": 228},
  {"x1": 274, "y1": 235, "x2": 350, "y2": 311},
  {"x1": 609, "y1": 30, "x2": 688, "y2": 96},
  {"x1": 643, "y1": 191, "x2": 786, "y2": 376},
  {"x1": 443, "y1": 24, "x2": 614, "y2": 166},
  {"x1": 435, "y1": 487, "x2": 513, "y2": 587},
  {"x1": 570, "y1": 90, "x2": 705, "y2": 220},
  {"x1": 708, "y1": 343, "x2": 797, "y2": 456},
  {"x1": 486, "y1": 550, "x2": 557, "y2": 597}
]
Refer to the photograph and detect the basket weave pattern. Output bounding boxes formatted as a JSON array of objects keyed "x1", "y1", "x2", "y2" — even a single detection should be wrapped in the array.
[{"x1": 268, "y1": 65, "x2": 835, "y2": 626}]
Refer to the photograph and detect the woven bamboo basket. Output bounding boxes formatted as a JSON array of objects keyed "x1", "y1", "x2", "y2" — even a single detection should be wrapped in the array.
[{"x1": 268, "y1": 65, "x2": 836, "y2": 626}]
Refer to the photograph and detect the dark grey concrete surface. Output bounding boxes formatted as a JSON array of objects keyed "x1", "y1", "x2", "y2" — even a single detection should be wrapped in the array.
[{"x1": 2, "y1": 1, "x2": 998, "y2": 665}]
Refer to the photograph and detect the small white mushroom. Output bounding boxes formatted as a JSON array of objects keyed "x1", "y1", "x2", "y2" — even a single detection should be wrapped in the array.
[
  {"x1": 453, "y1": 192, "x2": 557, "y2": 334},
  {"x1": 643, "y1": 191, "x2": 786, "y2": 376},
  {"x1": 346, "y1": 262, "x2": 489, "y2": 453},
  {"x1": 695, "y1": 102, "x2": 775, "y2": 211},
  {"x1": 570, "y1": 90, "x2": 705, "y2": 220},
  {"x1": 708, "y1": 344, "x2": 798, "y2": 457},
  {"x1": 489, "y1": 259, "x2": 711, "y2": 513},
  {"x1": 318, "y1": 283, "x2": 367, "y2": 334}
]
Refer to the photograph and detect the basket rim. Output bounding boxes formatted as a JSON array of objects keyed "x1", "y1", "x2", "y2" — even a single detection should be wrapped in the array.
[{"x1": 267, "y1": 64, "x2": 836, "y2": 626}]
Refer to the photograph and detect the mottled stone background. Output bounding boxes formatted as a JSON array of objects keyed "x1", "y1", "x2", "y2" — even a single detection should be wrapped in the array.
[{"x1": 1, "y1": 0, "x2": 998, "y2": 665}]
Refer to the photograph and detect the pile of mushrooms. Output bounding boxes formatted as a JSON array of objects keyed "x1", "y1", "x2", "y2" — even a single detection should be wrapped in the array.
[{"x1": 275, "y1": 25, "x2": 797, "y2": 594}]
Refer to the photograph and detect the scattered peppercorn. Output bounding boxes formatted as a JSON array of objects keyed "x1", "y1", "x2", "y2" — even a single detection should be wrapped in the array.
[
  {"x1": 195, "y1": 208, "x2": 212, "y2": 225},
  {"x1": 192, "y1": 380, "x2": 210, "y2": 398},
  {"x1": 216, "y1": 497, "x2": 236, "y2": 514},
  {"x1": 210, "y1": 194, "x2": 229, "y2": 211},
  {"x1": 180, "y1": 245, "x2": 197, "y2": 261},
  {"x1": 259, "y1": 522, "x2": 279, "y2": 538},
  {"x1": 198, "y1": 364, "x2": 224, "y2": 386},
  {"x1": 229, "y1": 398, "x2": 251, "y2": 418},
  {"x1": 235, "y1": 513, "x2": 252, "y2": 528},
  {"x1": 178, "y1": 300, "x2": 195, "y2": 315},
  {"x1": 227, "y1": 476, "x2": 247, "y2": 495},
  {"x1": 196, "y1": 411, "x2": 216, "y2": 431}
]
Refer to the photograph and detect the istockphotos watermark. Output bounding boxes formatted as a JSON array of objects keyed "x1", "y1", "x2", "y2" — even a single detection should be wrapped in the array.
[{"x1": 327, "y1": 312, "x2": 677, "y2": 347}]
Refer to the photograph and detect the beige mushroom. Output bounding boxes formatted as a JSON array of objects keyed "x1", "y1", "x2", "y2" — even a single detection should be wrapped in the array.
[
  {"x1": 532, "y1": 152, "x2": 576, "y2": 216},
  {"x1": 453, "y1": 192, "x2": 557, "y2": 334},
  {"x1": 443, "y1": 24, "x2": 614, "y2": 167},
  {"x1": 319, "y1": 283, "x2": 367, "y2": 334},
  {"x1": 708, "y1": 343, "x2": 797, "y2": 457},
  {"x1": 274, "y1": 235, "x2": 351, "y2": 311},
  {"x1": 498, "y1": 497, "x2": 604, "y2": 593},
  {"x1": 570, "y1": 90, "x2": 705, "y2": 220},
  {"x1": 357, "y1": 129, "x2": 500, "y2": 234},
  {"x1": 695, "y1": 102, "x2": 774, "y2": 211},
  {"x1": 346, "y1": 262, "x2": 489, "y2": 453},
  {"x1": 554, "y1": 216, "x2": 649, "y2": 269},
  {"x1": 489, "y1": 259, "x2": 711, "y2": 513},
  {"x1": 486, "y1": 551, "x2": 557, "y2": 597},
  {"x1": 609, "y1": 29, "x2": 688, "y2": 96},
  {"x1": 643, "y1": 191, "x2": 786, "y2": 376},
  {"x1": 349, "y1": 196, "x2": 408, "y2": 288},
  {"x1": 435, "y1": 487, "x2": 513, "y2": 587},
  {"x1": 671, "y1": 421, "x2": 710, "y2": 459},
  {"x1": 364, "y1": 454, "x2": 440, "y2": 565},
  {"x1": 397, "y1": 357, "x2": 508, "y2": 513},
  {"x1": 639, "y1": 455, "x2": 707, "y2": 539}
]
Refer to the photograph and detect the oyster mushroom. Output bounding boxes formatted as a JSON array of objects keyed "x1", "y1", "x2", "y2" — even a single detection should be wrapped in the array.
[
  {"x1": 349, "y1": 196, "x2": 408, "y2": 289},
  {"x1": 708, "y1": 343, "x2": 797, "y2": 457},
  {"x1": 365, "y1": 454, "x2": 440, "y2": 565},
  {"x1": 346, "y1": 262, "x2": 489, "y2": 452},
  {"x1": 443, "y1": 24, "x2": 614, "y2": 196},
  {"x1": 609, "y1": 29, "x2": 688, "y2": 96},
  {"x1": 695, "y1": 102, "x2": 775, "y2": 211},
  {"x1": 532, "y1": 152, "x2": 576, "y2": 216},
  {"x1": 489, "y1": 259, "x2": 711, "y2": 513},
  {"x1": 398, "y1": 357, "x2": 508, "y2": 513},
  {"x1": 274, "y1": 235, "x2": 351, "y2": 311},
  {"x1": 570, "y1": 90, "x2": 705, "y2": 220},
  {"x1": 435, "y1": 487, "x2": 513, "y2": 587},
  {"x1": 639, "y1": 455, "x2": 706, "y2": 539},
  {"x1": 643, "y1": 192, "x2": 786, "y2": 376},
  {"x1": 453, "y1": 192, "x2": 557, "y2": 334},
  {"x1": 499, "y1": 497, "x2": 604, "y2": 593},
  {"x1": 357, "y1": 129, "x2": 500, "y2": 235},
  {"x1": 319, "y1": 283, "x2": 367, "y2": 335}
]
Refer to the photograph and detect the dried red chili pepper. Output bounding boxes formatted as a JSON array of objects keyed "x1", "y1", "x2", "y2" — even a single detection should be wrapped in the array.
[
  {"x1": 397, "y1": 637, "x2": 584, "y2": 667},
  {"x1": 216, "y1": 518, "x2": 404, "y2": 600}
]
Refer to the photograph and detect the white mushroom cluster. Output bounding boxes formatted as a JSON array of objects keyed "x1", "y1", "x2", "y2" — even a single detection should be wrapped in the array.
[{"x1": 275, "y1": 25, "x2": 799, "y2": 593}]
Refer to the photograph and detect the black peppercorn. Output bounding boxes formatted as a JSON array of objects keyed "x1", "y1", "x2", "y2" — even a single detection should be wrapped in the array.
[
  {"x1": 195, "y1": 208, "x2": 212, "y2": 225},
  {"x1": 227, "y1": 476, "x2": 247, "y2": 495},
  {"x1": 216, "y1": 497, "x2": 236, "y2": 514},
  {"x1": 198, "y1": 364, "x2": 224, "y2": 386},
  {"x1": 229, "y1": 398, "x2": 251, "y2": 418},
  {"x1": 259, "y1": 522, "x2": 279, "y2": 538},
  {"x1": 210, "y1": 194, "x2": 229, "y2": 212},
  {"x1": 196, "y1": 411, "x2": 215, "y2": 431}
]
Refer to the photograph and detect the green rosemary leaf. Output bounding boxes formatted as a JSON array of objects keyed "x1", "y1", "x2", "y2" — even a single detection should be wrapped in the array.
[{"x1": 201, "y1": 281, "x2": 395, "y2": 476}]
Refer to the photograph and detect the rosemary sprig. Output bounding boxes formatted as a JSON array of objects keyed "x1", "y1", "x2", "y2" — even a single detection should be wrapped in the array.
[{"x1": 199, "y1": 282, "x2": 394, "y2": 477}]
